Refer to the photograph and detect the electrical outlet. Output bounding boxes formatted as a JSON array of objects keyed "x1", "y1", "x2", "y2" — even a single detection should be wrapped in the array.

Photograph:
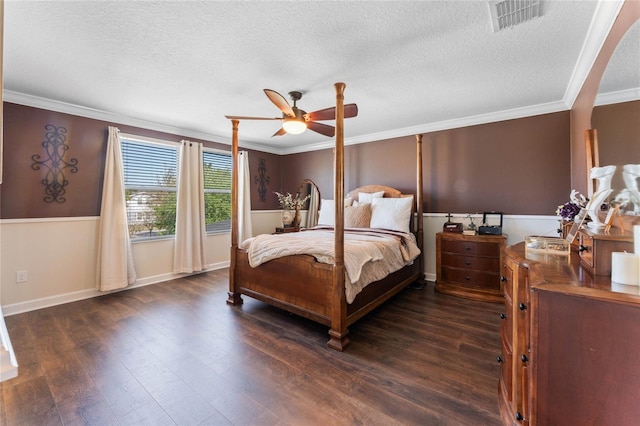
[{"x1": 16, "y1": 270, "x2": 28, "y2": 283}]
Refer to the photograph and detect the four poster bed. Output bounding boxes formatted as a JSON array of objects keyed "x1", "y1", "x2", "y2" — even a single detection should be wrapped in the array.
[{"x1": 227, "y1": 83, "x2": 425, "y2": 351}]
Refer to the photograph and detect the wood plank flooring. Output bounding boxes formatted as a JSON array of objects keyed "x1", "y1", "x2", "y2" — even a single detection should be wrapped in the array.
[{"x1": 1, "y1": 269, "x2": 503, "y2": 425}]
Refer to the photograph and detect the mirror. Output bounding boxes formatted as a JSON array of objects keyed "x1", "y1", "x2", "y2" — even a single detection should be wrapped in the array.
[
  {"x1": 591, "y1": 19, "x2": 640, "y2": 215},
  {"x1": 298, "y1": 179, "x2": 321, "y2": 228}
]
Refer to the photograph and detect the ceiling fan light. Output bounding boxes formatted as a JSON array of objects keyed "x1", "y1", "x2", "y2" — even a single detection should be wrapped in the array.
[{"x1": 282, "y1": 118, "x2": 307, "y2": 135}]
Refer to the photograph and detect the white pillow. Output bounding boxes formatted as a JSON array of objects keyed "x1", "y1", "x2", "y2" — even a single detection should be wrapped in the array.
[
  {"x1": 317, "y1": 199, "x2": 335, "y2": 226},
  {"x1": 358, "y1": 191, "x2": 385, "y2": 204},
  {"x1": 370, "y1": 196, "x2": 413, "y2": 233}
]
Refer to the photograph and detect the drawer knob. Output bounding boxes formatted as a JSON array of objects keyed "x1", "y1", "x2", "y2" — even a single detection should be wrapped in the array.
[
  {"x1": 465, "y1": 261, "x2": 471, "y2": 266},
  {"x1": 519, "y1": 303, "x2": 527, "y2": 311},
  {"x1": 464, "y1": 246, "x2": 471, "y2": 251},
  {"x1": 521, "y1": 354, "x2": 528, "y2": 363},
  {"x1": 578, "y1": 244, "x2": 590, "y2": 253},
  {"x1": 516, "y1": 412, "x2": 524, "y2": 421},
  {"x1": 465, "y1": 276, "x2": 471, "y2": 280},
  {"x1": 500, "y1": 276, "x2": 507, "y2": 282},
  {"x1": 497, "y1": 356, "x2": 504, "y2": 363},
  {"x1": 500, "y1": 313, "x2": 507, "y2": 320}
]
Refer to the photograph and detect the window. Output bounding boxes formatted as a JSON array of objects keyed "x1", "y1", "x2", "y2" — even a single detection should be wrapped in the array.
[
  {"x1": 120, "y1": 135, "x2": 232, "y2": 239},
  {"x1": 203, "y1": 149, "x2": 232, "y2": 233},
  {"x1": 121, "y1": 135, "x2": 179, "y2": 240}
]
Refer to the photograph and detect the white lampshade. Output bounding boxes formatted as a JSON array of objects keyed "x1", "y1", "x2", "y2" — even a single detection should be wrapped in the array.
[{"x1": 282, "y1": 118, "x2": 306, "y2": 135}]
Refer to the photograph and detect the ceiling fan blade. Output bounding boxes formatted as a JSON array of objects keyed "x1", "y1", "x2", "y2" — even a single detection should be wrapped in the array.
[
  {"x1": 344, "y1": 103, "x2": 359, "y2": 119},
  {"x1": 271, "y1": 127, "x2": 287, "y2": 137},
  {"x1": 305, "y1": 106, "x2": 335, "y2": 121},
  {"x1": 264, "y1": 89, "x2": 294, "y2": 117},
  {"x1": 307, "y1": 121, "x2": 335, "y2": 137},
  {"x1": 224, "y1": 115, "x2": 282, "y2": 120},
  {"x1": 305, "y1": 103, "x2": 359, "y2": 121}
]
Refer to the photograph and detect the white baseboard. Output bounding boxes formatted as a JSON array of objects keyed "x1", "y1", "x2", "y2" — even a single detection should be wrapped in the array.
[{"x1": 2, "y1": 261, "x2": 230, "y2": 316}]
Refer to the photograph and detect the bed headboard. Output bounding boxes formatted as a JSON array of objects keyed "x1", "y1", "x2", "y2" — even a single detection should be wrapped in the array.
[{"x1": 346, "y1": 184, "x2": 406, "y2": 200}]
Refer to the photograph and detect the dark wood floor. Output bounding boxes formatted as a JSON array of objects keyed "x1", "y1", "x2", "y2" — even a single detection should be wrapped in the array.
[{"x1": 1, "y1": 269, "x2": 503, "y2": 425}]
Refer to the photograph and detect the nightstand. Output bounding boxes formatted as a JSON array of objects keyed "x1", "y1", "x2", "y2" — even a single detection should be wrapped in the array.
[{"x1": 436, "y1": 232, "x2": 506, "y2": 303}]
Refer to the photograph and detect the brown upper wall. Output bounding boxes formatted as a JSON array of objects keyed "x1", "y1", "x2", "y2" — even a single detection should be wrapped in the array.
[
  {"x1": 283, "y1": 112, "x2": 571, "y2": 216},
  {"x1": 0, "y1": 102, "x2": 282, "y2": 218},
  {"x1": 4, "y1": 101, "x2": 637, "y2": 219}
]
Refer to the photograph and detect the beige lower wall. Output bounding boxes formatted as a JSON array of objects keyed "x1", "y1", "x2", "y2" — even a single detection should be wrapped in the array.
[{"x1": 0, "y1": 211, "x2": 560, "y2": 315}]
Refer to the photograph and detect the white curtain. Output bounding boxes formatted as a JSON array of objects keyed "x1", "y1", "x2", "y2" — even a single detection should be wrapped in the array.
[
  {"x1": 238, "y1": 151, "x2": 253, "y2": 243},
  {"x1": 173, "y1": 140, "x2": 207, "y2": 273},
  {"x1": 97, "y1": 127, "x2": 136, "y2": 291}
]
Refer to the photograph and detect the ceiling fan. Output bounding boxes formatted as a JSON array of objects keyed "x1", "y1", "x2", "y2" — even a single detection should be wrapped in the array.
[{"x1": 225, "y1": 89, "x2": 358, "y2": 137}]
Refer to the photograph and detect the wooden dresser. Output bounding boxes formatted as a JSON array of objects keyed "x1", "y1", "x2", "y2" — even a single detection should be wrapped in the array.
[
  {"x1": 436, "y1": 232, "x2": 506, "y2": 303},
  {"x1": 499, "y1": 242, "x2": 640, "y2": 425}
]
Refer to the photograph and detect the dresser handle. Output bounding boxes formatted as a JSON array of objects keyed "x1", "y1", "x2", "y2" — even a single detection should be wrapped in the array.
[
  {"x1": 500, "y1": 313, "x2": 507, "y2": 319},
  {"x1": 521, "y1": 354, "x2": 528, "y2": 363},
  {"x1": 578, "y1": 244, "x2": 590, "y2": 253},
  {"x1": 465, "y1": 276, "x2": 471, "y2": 280},
  {"x1": 464, "y1": 246, "x2": 471, "y2": 251},
  {"x1": 519, "y1": 303, "x2": 527, "y2": 311},
  {"x1": 497, "y1": 356, "x2": 504, "y2": 363},
  {"x1": 465, "y1": 261, "x2": 471, "y2": 265},
  {"x1": 500, "y1": 276, "x2": 507, "y2": 282},
  {"x1": 516, "y1": 412, "x2": 524, "y2": 421}
]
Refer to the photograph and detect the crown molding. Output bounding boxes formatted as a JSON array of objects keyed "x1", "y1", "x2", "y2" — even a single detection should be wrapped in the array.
[
  {"x1": 279, "y1": 100, "x2": 569, "y2": 154},
  {"x1": 563, "y1": 0, "x2": 625, "y2": 108},
  {"x1": 594, "y1": 87, "x2": 640, "y2": 106},
  {"x1": 2, "y1": 90, "x2": 285, "y2": 155},
  {"x1": 2, "y1": 89, "x2": 615, "y2": 156}
]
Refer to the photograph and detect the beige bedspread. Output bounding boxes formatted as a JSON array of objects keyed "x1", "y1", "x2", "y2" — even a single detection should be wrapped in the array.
[{"x1": 242, "y1": 227, "x2": 421, "y2": 303}]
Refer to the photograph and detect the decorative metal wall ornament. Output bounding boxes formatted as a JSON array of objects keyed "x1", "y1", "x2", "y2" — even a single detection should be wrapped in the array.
[
  {"x1": 31, "y1": 124, "x2": 79, "y2": 203},
  {"x1": 254, "y1": 158, "x2": 270, "y2": 202}
]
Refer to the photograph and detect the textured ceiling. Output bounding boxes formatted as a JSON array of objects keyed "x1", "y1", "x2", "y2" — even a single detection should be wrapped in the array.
[{"x1": 3, "y1": 1, "x2": 638, "y2": 154}]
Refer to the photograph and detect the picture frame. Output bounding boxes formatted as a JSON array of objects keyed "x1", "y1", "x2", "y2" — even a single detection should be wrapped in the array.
[
  {"x1": 565, "y1": 208, "x2": 588, "y2": 244},
  {"x1": 604, "y1": 204, "x2": 621, "y2": 233}
]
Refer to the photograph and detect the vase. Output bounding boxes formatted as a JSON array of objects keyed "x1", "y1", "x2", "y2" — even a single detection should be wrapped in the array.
[
  {"x1": 293, "y1": 207, "x2": 302, "y2": 229},
  {"x1": 281, "y1": 209, "x2": 295, "y2": 227}
]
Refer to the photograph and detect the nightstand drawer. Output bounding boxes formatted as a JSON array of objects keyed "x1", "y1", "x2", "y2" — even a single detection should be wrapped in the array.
[
  {"x1": 441, "y1": 239, "x2": 500, "y2": 257},
  {"x1": 441, "y1": 267, "x2": 501, "y2": 290},
  {"x1": 441, "y1": 253, "x2": 500, "y2": 271}
]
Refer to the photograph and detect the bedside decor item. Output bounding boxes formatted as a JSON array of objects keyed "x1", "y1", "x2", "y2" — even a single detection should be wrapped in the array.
[
  {"x1": 525, "y1": 236, "x2": 570, "y2": 256},
  {"x1": 585, "y1": 165, "x2": 616, "y2": 228},
  {"x1": 478, "y1": 211, "x2": 503, "y2": 235},
  {"x1": 611, "y1": 252, "x2": 639, "y2": 286},
  {"x1": 614, "y1": 164, "x2": 640, "y2": 214},
  {"x1": 443, "y1": 213, "x2": 463, "y2": 233},
  {"x1": 275, "y1": 191, "x2": 310, "y2": 228},
  {"x1": 556, "y1": 189, "x2": 588, "y2": 221}
]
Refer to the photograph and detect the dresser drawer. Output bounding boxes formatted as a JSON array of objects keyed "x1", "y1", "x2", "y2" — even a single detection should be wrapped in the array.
[
  {"x1": 441, "y1": 239, "x2": 500, "y2": 257},
  {"x1": 441, "y1": 252, "x2": 500, "y2": 271},
  {"x1": 441, "y1": 267, "x2": 501, "y2": 290}
]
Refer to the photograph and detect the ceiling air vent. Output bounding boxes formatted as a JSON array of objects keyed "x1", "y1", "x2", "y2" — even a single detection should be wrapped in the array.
[{"x1": 489, "y1": 0, "x2": 541, "y2": 32}]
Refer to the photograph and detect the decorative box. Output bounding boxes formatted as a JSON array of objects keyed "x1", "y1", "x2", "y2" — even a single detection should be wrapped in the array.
[{"x1": 525, "y1": 236, "x2": 570, "y2": 256}]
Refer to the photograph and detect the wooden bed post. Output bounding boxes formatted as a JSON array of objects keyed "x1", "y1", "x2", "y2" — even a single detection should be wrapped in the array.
[
  {"x1": 415, "y1": 134, "x2": 425, "y2": 284},
  {"x1": 227, "y1": 119, "x2": 242, "y2": 305},
  {"x1": 328, "y1": 82, "x2": 349, "y2": 351}
]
